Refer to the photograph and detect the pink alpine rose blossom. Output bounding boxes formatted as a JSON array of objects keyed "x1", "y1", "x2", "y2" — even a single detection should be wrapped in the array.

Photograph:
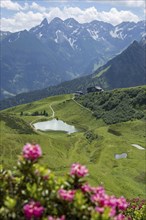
[
  {"x1": 91, "y1": 188, "x2": 127, "y2": 219},
  {"x1": 23, "y1": 201, "x2": 44, "y2": 219},
  {"x1": 91, "y1": 191, "x2": 109, "y2": 206},
  {"x1": 70, "y1": 163, "x2": 88, "y2": 178},
  {"x1": 109, "y1": 207, "x2": 116, "y2": 217},
  {"x1": 108, "y1": 196, "x2": 119, "y2": 208},
  {"x1": 22, "y1": 143, "x2": 42, "y2": 161},
  {"x1": 117, "y1": 197, "x2": 128, "y2": 210},
  {"x1": 58, "y1": 189, "x2": 76, "y2": 202},
  {"x1": 114, "y1": 213, "x2": 125, "y2": 220},
  {"x1": 81, "y1": 183, "x2": 92, "y2": 193},
  {"x1": 92, "y1": 186, "x2": 105, "y2": 195}
]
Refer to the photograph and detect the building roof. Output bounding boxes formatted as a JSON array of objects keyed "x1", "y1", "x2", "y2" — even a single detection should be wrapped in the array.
[{"x1": 95, "y1": 86, "x2": 103, "y2": 90}]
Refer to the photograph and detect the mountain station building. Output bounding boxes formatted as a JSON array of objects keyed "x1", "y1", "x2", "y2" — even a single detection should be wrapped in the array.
[{"x1": 87, "y1": 86, "x2": 104, "y2": 93}]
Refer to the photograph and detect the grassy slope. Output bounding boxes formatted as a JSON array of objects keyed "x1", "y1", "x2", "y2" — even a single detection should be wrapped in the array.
[
  {"x1": 93, "y1": 66, "x2": 111, "y2": 78},
  {"x1": 0, "y1": 94, "x2": 145, "y2": 199}
]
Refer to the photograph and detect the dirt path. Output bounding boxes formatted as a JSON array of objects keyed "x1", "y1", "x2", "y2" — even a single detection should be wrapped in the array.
[
  {"x1": 30, "y1": 104, "x2": 55, "y2": 132},
  {"x1": 72, "y1": 95, "x2": 93, "y2": 113},
  {"x1": 49, "y1": 104, "x2": 55, "y2": 118},
  {"x1": 30, "y1": 95, "x2": 92, "y2": 132}
]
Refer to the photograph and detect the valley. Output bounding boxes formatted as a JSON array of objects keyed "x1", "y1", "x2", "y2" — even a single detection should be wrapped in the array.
[
  {"x1": 1, "y1": 36, "x2": 145, "y2": 110},
  {"x1": 0, "y1": 88, "x2": 145, "y2": 199}
]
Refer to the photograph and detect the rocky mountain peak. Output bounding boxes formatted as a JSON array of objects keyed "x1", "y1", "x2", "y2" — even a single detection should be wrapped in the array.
[
  {"x1": 41, "y1": 18, "x2": 49, "y2": 26},
  {"x1": 50, "y1": 17, "x2": 63, "y2": 25},
  {"x1": 64, "y1": 18, "x2": 79, "y2": 26}
]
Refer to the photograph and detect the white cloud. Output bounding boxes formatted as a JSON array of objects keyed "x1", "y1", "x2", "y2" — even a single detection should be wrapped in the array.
[
  {"x1": 1, "y1": 0, "x2": 46, "y2": 12},
  {"x1": 1, "y1": 6, "x2": 141, "y2": 32},
  {"x1": 1, "y1": 11, "x2": 44, "y2": 32},
  {"x1": 97, "y1": 8, "x2": 140, "y2": 25},
  {"x1": 1, "y1": 0, "x2": 23, "y2": 11},
  {"x1": 45, "y1": 6, "x2": 140, "y2": 25},
  {"x1": 30, "y1": 2, "x2": 46, "y2": 12}
]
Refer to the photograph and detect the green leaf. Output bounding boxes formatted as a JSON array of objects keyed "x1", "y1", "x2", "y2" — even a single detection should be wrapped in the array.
[{"x1": 4, "y1": 197, "x2": 16, "y2": 209}]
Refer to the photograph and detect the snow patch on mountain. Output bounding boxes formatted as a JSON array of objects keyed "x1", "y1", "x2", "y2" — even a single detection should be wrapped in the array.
[
  {"x1": 55, "y1": 30, "x2": 64, "y2": 43},
  {"x1": 71, "y1": 28, "x2": 80, "y2": 35},
  {"x1": 67, "y1": 25, "x2": 73, "y2": 28},
  {"x1": 32, "y1": 27, "x2": 39, "y2": 33},
  {"x1": 54, "y1": 30, "x2": 77, "y2": 49},
  {"x1": 67, "y1": 38, "x2": 77, "y2": 49},
  {"x1": 38, "y1": 23, "x2": 45, "y2": 28},
  {"x1": 0, "y1": 31, "x2": 10, "y2": 37},
  {"x1": 142, "y1": 32, "x2": 146, "y2": 37},
  {"x1": 38, "y1": 32, "x2": 43, "y2": 39},
  {"x1": 8, "y1": 32, "x2": 20, "y2": 43},
  {"x1": 128, "y1": 26, "x2": 136, "y2": 31},
  {"x1": 87, "y1": 29, "x2": 99, "y2": 40},
  {"x1": 110, "y1": 27, "x2": 125, "y2": 39}
]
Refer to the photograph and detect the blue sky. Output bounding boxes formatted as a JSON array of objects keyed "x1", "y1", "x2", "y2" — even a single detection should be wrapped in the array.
[{"x1": 1, "y1": 0, "x2": 145, "y2": 32}]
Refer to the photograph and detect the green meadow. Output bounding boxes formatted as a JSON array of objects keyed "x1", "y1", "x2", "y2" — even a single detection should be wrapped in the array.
[{"x1": 0, "y1": 93, "x2": 145, "y2": 199}]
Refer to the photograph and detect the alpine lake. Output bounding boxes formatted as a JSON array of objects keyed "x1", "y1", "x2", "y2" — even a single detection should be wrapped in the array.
[{"x1": 33, "y1": 118, "x2": 77, "y2": 134}]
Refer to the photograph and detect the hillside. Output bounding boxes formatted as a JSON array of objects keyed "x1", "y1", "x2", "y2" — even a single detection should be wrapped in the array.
[
  {"x1": 0, "y1": 38, "x2": 145, "y2": 110},
  {"x1": 93, "y1": 40, "x2": 146, "y2": 89},
  {"x1": 76, "y1": 86, "x2": 146, "y2": 124},
  {"x1": 0, "y1": 30, "x2": 71, "y2": 100},
  {"x1": 0, "y1": 87, "x2": 146, "y2": 198}
]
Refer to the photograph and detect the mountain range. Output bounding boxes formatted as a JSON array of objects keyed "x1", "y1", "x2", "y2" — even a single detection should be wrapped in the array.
[
  {"x1": 0, "y1": 18, "x2": 145, "y2": 99},
  {"x1": 0, "y1": 36, "x2": 145, "y2": 110}
]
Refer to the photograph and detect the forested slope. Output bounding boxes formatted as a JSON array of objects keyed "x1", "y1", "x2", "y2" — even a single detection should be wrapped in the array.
[{"x1": 76, "y1": 86, "x2": 146, "y2": 124}]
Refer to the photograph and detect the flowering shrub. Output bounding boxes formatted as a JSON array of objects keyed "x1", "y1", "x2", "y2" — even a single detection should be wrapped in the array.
[
  {"x1": 123, "y1": 198, "x2": 146, "y2": 220},
  {"x1": 0, "y1": 143, "x2": 145, "y2": 219}
]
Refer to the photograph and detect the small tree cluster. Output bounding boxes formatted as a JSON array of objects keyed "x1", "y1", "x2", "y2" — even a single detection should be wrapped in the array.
[
  {"x1": 31, "y1": 110, "x2": 48, "y2": 117},
  {"x1": 20, "y1": 110, "x2": 48, "y2": 117}
]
